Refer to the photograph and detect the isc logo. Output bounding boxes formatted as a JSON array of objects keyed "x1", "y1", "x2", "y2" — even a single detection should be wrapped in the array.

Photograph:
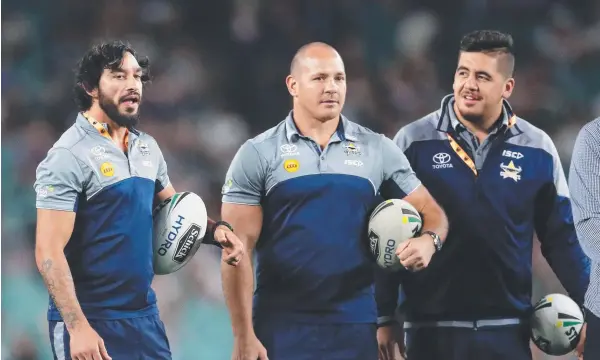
[
  {"x1": 502, "y1": 150, "x2": 524, "y2": 159},
  {"x1": 344, "y1": 160, "x2": 363, "y2": 167}
]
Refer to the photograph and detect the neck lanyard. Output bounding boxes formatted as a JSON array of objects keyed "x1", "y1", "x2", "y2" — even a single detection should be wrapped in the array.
[
  {"x1": 447, "y1": 115, "x2": 516, "y2": 177},
  {"x1": 82, "y1": 112, "x2": 129, "y2": 149}
]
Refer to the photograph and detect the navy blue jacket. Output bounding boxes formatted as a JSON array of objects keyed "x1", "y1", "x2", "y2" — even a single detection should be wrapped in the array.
[{"x1": 376, "y1": 95, "x2": 590, "y2": 323}]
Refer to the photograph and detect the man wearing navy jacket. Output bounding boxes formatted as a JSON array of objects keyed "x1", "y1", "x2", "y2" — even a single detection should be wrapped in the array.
[{"x1": 376, "y1": 30, "x2": 590, "y2": 360}]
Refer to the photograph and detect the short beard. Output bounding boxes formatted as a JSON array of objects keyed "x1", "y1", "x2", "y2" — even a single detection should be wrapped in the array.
[
  {"x1": 461, "y1": 112, "x2": 484, "y2": 124},
  {"x1": 99, "y1": 93, "x2": 140, "y2": 128}
]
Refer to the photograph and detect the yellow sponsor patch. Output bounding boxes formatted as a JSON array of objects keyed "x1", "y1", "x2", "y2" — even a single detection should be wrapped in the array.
[
  {"x1": 283, "y1": 159, "x2": 299, "y2": 173},
  {"x1": 100, "y1": 162, "x2": 115, "y2": 177}
]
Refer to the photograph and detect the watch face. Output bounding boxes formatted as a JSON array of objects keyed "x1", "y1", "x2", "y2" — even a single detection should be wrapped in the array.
[
  {"x1": 424, "y1": 231, "x2": 442, "y2": 251},
  {"x1": 433, "y1": 237, "x2": 442, "y2": 251}
]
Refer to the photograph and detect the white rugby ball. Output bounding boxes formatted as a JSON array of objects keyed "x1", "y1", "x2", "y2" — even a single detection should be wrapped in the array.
[
  {"x1": 152, "y1": 192, "x2": 208, "y2": 275},
  {"x1": 368, "y1": 199, "x2": 422, "y2": 271},
  {"x1": 530, "y1": 293, "x2": 584, "y2": 356}
]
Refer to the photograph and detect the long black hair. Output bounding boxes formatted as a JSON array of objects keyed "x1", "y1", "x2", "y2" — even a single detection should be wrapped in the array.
[{"x1": 73, "y1": 40, "x2": 150, "y2": 111}]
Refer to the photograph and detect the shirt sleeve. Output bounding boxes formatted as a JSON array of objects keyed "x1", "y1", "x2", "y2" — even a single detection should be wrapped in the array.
[
  {"x1": 221, "y1": 141, "x2": 266, "y2": 205},
  {"x1": 569, "y1": 125, "x2": 600, "y2": 262},
  {"x1": 155, "y1": 145, "x2": 171, "y2": 194},
  {"x1": 392, "y1": 126, "x2": 411, "y2": 152},
  {"x1": 34, "y1": 147, "x2": 84, "y2": 212},
  {"x1": 379, "y1": 135, "x2": 421, "y2": 199},
  {"x1": 535, "y1": 134, "x2": 590, "y2": 305}
]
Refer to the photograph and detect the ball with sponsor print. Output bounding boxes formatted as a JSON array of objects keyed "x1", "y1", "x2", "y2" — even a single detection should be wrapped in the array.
[
  {"x1": 152, "y1": 192, "x2": 207, "y2": 275},
  {"x1": 368, "y1": 199, "x2": 422, "y2": 271},
  {"x1": 530, "y1": 293, "x2": 584, "y2": 356}
]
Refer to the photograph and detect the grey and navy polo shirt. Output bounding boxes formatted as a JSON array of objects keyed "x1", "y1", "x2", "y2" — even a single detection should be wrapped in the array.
[
  {"x1": 222, "y1": 112, "x2": 421, "y2": 323},
  {"x1": 34, "y1": 113, "x2": 170, "y2": 320}
]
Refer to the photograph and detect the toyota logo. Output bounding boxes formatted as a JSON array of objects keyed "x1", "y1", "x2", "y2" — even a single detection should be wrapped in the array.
[
  {"x1": 433, "y1": 152, "x2": 451, "y2": 164},
  {"x1": 91, "y1": 146, "x2": 106, "y2": 156},
  {"x1": 281, "y1": 144, "x2": 298, "y2": 153}
]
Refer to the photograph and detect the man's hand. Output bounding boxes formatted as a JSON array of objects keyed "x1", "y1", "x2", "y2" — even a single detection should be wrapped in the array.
[
  {"x1": 575, "y1": 323, "x2": 586, "y2": 360},
  {"x1": 70, "y1": 324, "x2": 112, "y2": 360},
  {"x1": 232, "y1": 334, "x2": 269, "y2": 360},
  {"x1": 214, "y1": 225, "x2": 245, "y2": 266},
  {"x1": 377, "y1": 325, "x2": 406, "y2": 360},
  {"x1": 397, "y1": 235, "x2": 436, "y2": 271}
]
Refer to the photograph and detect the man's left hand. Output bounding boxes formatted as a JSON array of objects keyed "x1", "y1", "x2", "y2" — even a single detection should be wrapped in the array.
[
  {"x1": 575, "y1": 323, "x2": 586, "y2": 360},
  {"x1": 397, "y1": 235, "x2": 435, "y2": 272},
  {"x1": 214, "y1": 225, "x2": 245, "y2": 267}
]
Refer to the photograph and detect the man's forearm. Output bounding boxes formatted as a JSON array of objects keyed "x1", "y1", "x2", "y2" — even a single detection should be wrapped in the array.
[
  {"x1": 421, "y1": 202, "x2": 449, "y2": 242},
  {"x1": 375, "y1": 267, "x2": 401, "y2": 326},
  {"x1": 222, "y1": 252, "x2": 255, "y2": 337},
  {"x1": 37, "y1": 252, "x2": 87, "y2": 332}
]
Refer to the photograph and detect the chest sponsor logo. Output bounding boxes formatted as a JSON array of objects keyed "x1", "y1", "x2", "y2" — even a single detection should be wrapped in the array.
[
  {"x1": 500, "y1": 161, "x2": 522, "y2": 182},
  {"x1": 283, "y1": 159, "x2": 299, "y2": 173},
  {"x1": 502, "y1": 150, "x2": 524, "y2": 159},
  {"x1": 432, "y1": 152, "x2": 453, "y2": 169},
  {"x1": 344, "y1": 159, "x2": 363, "y2": 167},
  {"x1": 91, "y1": 145, "x2": 107, "y2": 161},
  {"x1": 280, "y1": 144, "x2": 300, "y2": 157},
  {"x1": 100, "y1": 162, "x2": 115, "y2": 177}
]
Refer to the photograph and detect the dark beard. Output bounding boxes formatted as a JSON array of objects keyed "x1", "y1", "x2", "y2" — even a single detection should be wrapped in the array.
[
  {"x1": 99, "y1": 93, "x2": 140, "y2": 128},
  {"x1": 461, "y1": 113, "x2": 484, "y2": 124}
]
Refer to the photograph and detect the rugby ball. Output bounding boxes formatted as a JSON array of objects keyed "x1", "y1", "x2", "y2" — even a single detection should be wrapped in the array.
[
  {"x1": 368, "y1": 199, "x2": 422, "y2": 271},
  {"x1": 530, "y1": 293, "x2": 584, "y2": 356},
  {"x1": 152, "y1": 192, "x2": 208, "y2": 275}
]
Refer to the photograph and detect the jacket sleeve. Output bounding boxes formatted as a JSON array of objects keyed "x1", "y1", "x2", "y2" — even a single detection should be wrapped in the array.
[{"x1": 374, "y1": 127, "x2": 413, "y2": 325}]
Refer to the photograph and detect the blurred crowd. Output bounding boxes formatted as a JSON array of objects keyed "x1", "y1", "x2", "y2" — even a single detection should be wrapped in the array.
[{"x1": 2, "y1": 0, "x2": 599, "y2": 359}]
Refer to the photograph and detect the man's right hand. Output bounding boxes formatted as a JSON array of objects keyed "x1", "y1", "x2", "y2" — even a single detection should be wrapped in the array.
[
  {"x1": 377, "y1": 324, "x2": 406, "y2": 360},
  {"x1": 232, "y1": 334, "x2": 269, "y2": 360},
  {"x1": 70, "y1": 324, "x2": 112, "y2": 360}
]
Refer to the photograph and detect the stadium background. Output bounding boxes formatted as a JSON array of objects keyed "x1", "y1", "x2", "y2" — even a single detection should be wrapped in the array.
[{"x1": 2, "y1": 0, "x2": 599, "y2": 359}]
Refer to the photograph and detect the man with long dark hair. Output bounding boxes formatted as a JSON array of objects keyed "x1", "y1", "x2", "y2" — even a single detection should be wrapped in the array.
[{"x1": 34, "y1": 41, "x2": 244, "y2": 360}]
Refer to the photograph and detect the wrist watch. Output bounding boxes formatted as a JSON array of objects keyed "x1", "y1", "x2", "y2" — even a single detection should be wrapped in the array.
[{"x1": 423, "y1": 231, "x2": 442, "y2": 252}]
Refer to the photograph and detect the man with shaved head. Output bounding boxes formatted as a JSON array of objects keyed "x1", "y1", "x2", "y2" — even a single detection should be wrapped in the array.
[{"x1": 219, "y1": 42, "x2": 448, "y2": 360}]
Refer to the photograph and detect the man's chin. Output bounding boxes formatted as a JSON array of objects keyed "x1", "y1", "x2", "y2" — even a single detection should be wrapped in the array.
[
  {"x1": 113, "y1": 114, "x2": 139, "y2": 128},
  {"x1": 315, "y1": 110, "x2": 341, "y2": 123},
  {"x1": 457, "y1": 105, "x2": 484, "y2": 122}
]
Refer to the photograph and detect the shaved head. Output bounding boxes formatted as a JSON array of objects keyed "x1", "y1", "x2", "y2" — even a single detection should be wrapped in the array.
[
  {"x1": 453, "y1": 30, "x2": 516, "y2": 125},
  {"x1": 290, "y1": 42, "x2": 343, "y2": 76},
  {"x1": 286, "y1": 42, "x2": 347, "y2": 123},
  {"x1": 459, "y1": 30, "x2": 515, "y2": 78}
]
